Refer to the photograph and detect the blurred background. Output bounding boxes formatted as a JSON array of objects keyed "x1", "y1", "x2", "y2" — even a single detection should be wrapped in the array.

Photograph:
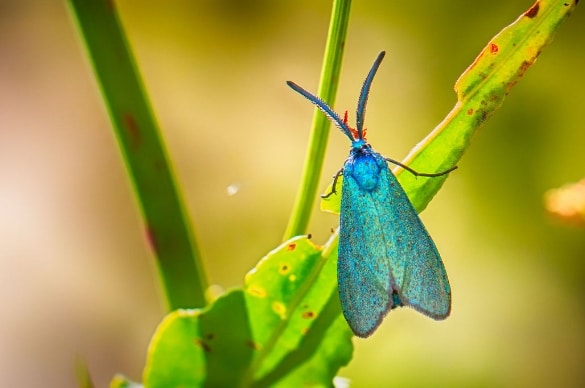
[{"x1": 0, "y1": 0, "x2": 584, "y2": 386}]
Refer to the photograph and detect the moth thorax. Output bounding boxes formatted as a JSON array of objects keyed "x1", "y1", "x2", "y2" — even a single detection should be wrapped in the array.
[{"x1": 350, "y1": 153, "x2": 381, "y2": 191}]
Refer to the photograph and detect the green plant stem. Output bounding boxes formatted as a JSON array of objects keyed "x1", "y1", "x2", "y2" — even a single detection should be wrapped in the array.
[
  {"x1": 283, "y1": 0, "x2": 352, "y2": 240},
  {"x1": 67, "y1": 0, "x2": 207, "y2": 310}
]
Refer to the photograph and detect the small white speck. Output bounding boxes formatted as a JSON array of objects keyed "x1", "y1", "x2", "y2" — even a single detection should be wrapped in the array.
[
  {"x1": 226, "y1": 183, "x2": 241, "y2": 196},
  {"x1": 333, "y1": 376, "x2": 351, "y2": 388}
]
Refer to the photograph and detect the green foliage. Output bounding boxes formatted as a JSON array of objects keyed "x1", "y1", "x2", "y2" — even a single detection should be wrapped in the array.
[
  {"x1": 143, "y1": 236, "x2": 352, "y2": 387},
  {"x1": 66, "y1": 0, "x2": 578, "y2": 386},
  {"x1": 322, "y1": 0, "x2": 578, "y2": 214}
]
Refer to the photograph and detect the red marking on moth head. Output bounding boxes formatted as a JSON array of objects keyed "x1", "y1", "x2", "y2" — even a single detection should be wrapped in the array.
[
  {"x1": 287, "y1": 243, "x2": 296, "y2": 251},
  {"x1": 302, "y1": 311, "x2": 315, "y2": 319},
  {"x1": 490, "y1": 43, "x2": 499, "y2": 54},
  {"x1": 467, "y1": 108, "x2": 474, "y2": 115},
  {"x1": 344, "y1": 111, "x2": 356, "y2": 139}
]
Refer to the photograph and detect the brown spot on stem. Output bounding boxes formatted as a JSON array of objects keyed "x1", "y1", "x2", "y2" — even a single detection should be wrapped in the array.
[
  {"x1": 145, "y1": 227, "x2": 157, "y2": 252},
  {"x1": 123, "y1": 114, "x2": 141, "y2": 147}
]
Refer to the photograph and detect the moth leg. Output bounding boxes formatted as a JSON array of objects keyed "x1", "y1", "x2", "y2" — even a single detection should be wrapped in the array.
[
  {"x1": 321, "y1": 169, "x2": 344, "y2": 198},
  {"x1": 384, "y1": 157, "x2": 457, "y2": 178}
]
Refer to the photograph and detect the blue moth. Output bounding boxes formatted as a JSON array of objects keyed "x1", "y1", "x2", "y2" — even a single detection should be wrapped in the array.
[{"x1": 287, "y1": 51, "x2": 455, "y2": 337}]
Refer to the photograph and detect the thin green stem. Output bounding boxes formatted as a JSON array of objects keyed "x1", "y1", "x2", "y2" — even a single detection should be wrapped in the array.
[
  {"x1": 67, "y1": 0, "x2": 207, "y2": 310},
  {"x1": 283, "y1": 0, "x2": 352, "y2": 240}
]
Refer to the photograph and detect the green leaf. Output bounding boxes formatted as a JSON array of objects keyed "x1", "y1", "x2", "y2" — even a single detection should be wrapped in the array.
[
  {"x1": 111, "y1": 1, "x2": 578, "y2": 386},
  {"x1": 321, "y1": 0, "x2": 578, "y2": 214},
  {"x1": 143, "y1": 235, "x2": 352, "y2": 387}
]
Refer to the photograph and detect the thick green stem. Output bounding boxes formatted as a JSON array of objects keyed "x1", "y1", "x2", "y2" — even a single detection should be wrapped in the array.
[{"x1": 67, "y1": 0, "x2": 207, "y2": 310}]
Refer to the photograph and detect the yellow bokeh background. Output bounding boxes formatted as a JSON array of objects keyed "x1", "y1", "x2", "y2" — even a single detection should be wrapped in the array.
[{"x1": 0, "y1": 1, "x2": 584, "y2": 386}]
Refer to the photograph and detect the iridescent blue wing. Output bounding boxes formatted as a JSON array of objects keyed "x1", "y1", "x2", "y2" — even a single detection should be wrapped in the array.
[
  {"x1": 377, "y1": 157, "x2": 451, "y2": 320},
  {"x1": 338, "y1": 151, "x2": 450, "y2": 337},
  {"x1": 338, "y1": 156, "x2": 395, "y2": 337}
]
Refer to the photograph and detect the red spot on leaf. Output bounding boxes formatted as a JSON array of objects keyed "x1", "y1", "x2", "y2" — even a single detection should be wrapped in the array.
[
  {"x1": 520, "y1": 60, "x2": 533, "y2": 74},
  {"x1": 504, "y1": 59, "x2": 536, "y2": 95},
  {"x1": 490, "y1": 43, "x2": 499, "y2": 54},
  {"x1": 467, "y1": 108, "x2": 474, "y2": 115},
  {"x1": 525, "y1": 2, "x2": 540, "y2": 18},
  {"x1": 302, "y1": 311, "x2": 315, "y2": 319},
  {"x1": 287, "y1": 243, "x2": 296, "y2": 251}
]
